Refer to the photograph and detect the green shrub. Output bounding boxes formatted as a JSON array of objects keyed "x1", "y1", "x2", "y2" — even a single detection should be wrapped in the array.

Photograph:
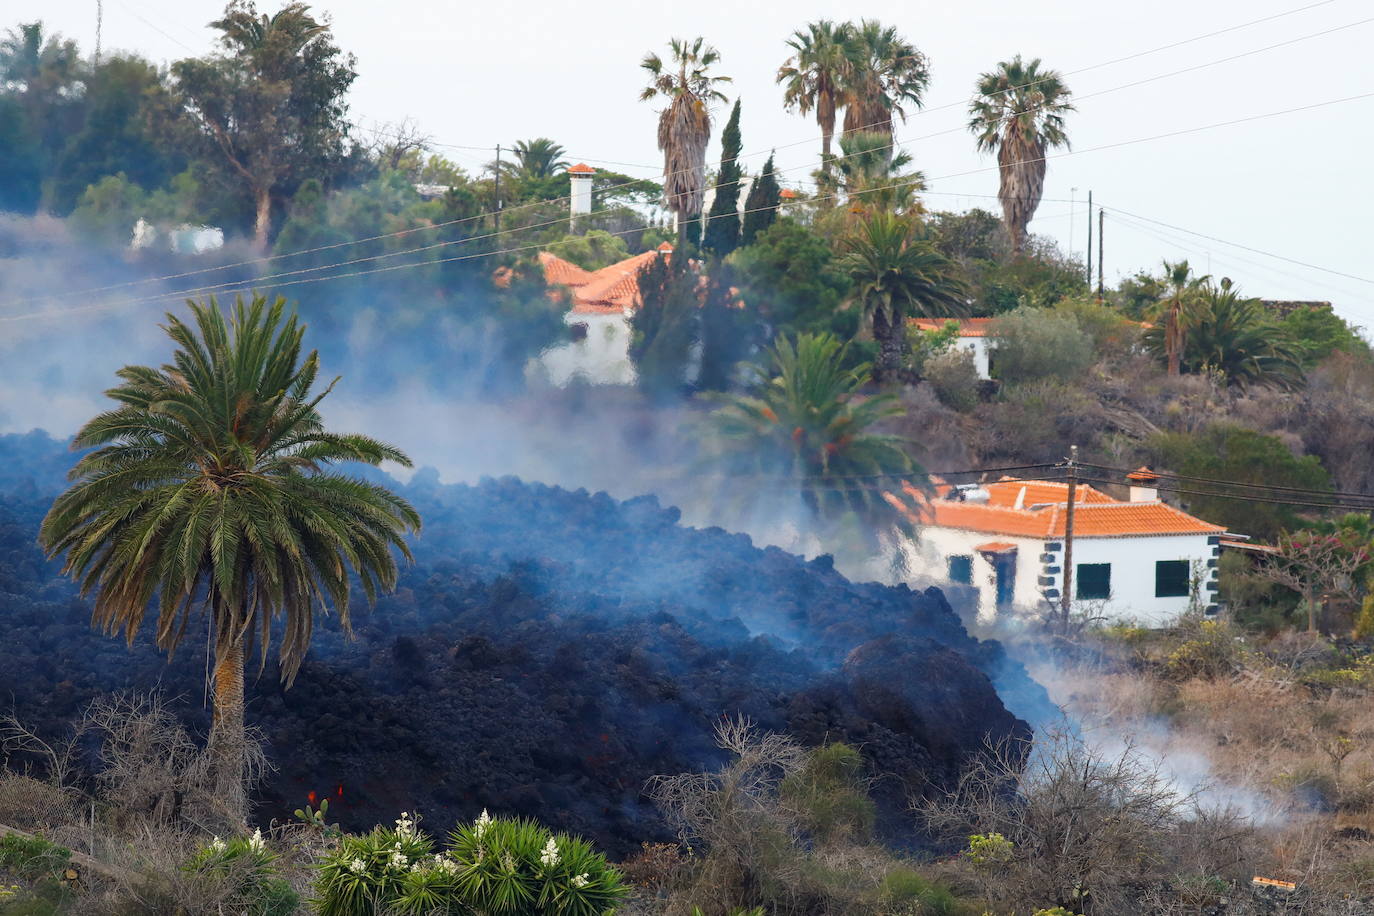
[
  {"x1": 879, "y1": 867, "x2": 959, "y2": 915},
  {"x1": 1162, "y1": 620, "x2": 1245, "y2": 681},
  {"x1": 780, "y1": 743, "x2": 876, "y2": 844},
  {"x1": 923, "y1": 350, "x2": 980, "y2": 413},
  {"x1": 0, "y1": 834, "x2": 70, "y2": 882},
  {"x1": 315, "y1": 810, "x2": 627, "y2": 916},
  {"x1": 183, "y1": 829, "x2": 298, "y2": 916},
  {"x1": 987, "y1": 307, "x2": 1094, "y2": 384}
]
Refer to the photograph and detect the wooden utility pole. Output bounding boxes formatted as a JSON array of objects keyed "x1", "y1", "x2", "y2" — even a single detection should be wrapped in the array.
[
  {"x1": 493, "y1": 144, "x2": 502, "y2": 236},
  {"x1": 1085, "y1": 192, "x2": 1093, "y2": 287},
  {"x1": 1060, "y1": 444, "x2": 1079, "y2": 629},
  {"x1": 1097, "y1": 209, "x2": 1105, "y2": 300}
]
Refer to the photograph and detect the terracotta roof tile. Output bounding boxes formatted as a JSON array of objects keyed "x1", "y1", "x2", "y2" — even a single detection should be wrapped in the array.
[
  {"x1": 910, "y1": 317, "x2": 996, "y2": 338},
  {"x1": 567, "y1": 163, "x2": 595, "y2": 174},
  {"x1": 889, "y1": 478, "x2": 1226, "y2": 539},
  {"x1": 974, "y1": 541, "x2": 1018, "y2": 553},
  {"x1": 538, "y1": 251, "x2": 596, "y2": 288}
]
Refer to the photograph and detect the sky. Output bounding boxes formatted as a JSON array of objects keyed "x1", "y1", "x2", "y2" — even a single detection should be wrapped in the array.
[{"x1": 14, "y1": 0, "x2": 1374, "y2": 328}]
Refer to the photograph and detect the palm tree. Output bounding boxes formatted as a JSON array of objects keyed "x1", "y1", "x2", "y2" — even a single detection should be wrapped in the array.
[
  {"x1": 839, "y1": 20, "x2": 930, "y2": 139},
  {"x1": 210, "y1": 2, "x2": 328, "y2": 78},
  {"x1": 640, "y1": 37, "x2": 731, "y2": 245},
  {"x1": 506, "y1": 137, "x2": 569, "y2": 180},
  {"x1": 709, "y1": 332, "x2": 914, "y2": 525},
  {"x1": 838, "y1": 211, "x2": 966, "y2": 383},
  {"x1": 777, "y1": 20, "x2": 849, "y2": 167},
  {"x1": 968, "y1": 55, "x2": 1073, "y2": 256},
  {"x1": 1146, "y1": 277, "x2": 1304, "y2": 389},
  {"x1": 816, "y1": 129, "x2": 924, "y2": 217},
  {"x1": 1154, "y1": 259, "x2": 1209, "y2": 377},
  {"x1": 39, "y1": 295, "x2": 421, "y2": 822}
]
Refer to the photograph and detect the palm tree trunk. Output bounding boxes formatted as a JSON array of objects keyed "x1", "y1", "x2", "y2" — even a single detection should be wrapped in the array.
[
  {"x1": 872, "y1": 310, "x2": 904, "y2": 384},
  {"x1": 252, "y1": 185, "x2": 272, "y2": 253},
  {"x1": 209, "y1": 635, "x2": 247, "y2": 825},
  {"x1": 1167, "y1": 304, "x2": 1182, "y2": 376}
]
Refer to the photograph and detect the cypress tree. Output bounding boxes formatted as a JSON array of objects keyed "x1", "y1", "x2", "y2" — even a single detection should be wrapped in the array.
[
  {"x1": 740, "y1": 152, "x2": 781, "y2": 247},
  {"x1": 703, "y1": 100, "x2": 743, "y2": 257},
  {"x1": 629, "y1": 248, "x2": 698, "y2": 399}
]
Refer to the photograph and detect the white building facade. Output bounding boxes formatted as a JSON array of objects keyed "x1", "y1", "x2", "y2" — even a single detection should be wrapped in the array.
[
  {"x1": 910, "y1": 318, "x2": 994, "y2": 380},
  {"x1": 891, "y1": 475, "x2": 1227, "y2": 627}
]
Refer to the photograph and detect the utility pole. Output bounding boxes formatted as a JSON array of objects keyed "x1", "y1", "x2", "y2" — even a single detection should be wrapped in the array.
[
  {"x1": 1085, "y1": 191, "x2": 1093, "y2": 287},
  {"x1": 1060, "y1": 445, "x2": 1078, "y2": 630},
  {"x1": 1097, "y1": 209, "x2": 1105, "y2": 300},
  {"x1": 95, "y1": 0, "x2": 103, "y2": 66},
  {"x1": 493, "y1": 144, "x2": 502, "y2": 237}
]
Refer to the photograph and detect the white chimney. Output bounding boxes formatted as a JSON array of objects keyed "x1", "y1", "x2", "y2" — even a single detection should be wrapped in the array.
[
  {"x1": 568, "y1": 163, "x2": 595, "y2": 221},
  {"x1": 1127, "y1": 466, "x2": 1160, "y2": 502}
]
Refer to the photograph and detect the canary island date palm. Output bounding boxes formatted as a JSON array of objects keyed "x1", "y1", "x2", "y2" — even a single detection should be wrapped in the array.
[
  {"x1": 777, "y1": 20, "x2": 849, "y2": 169},
  {"x1": 709, "y1": 332, "x2": 914, "y2": 527},
  {"x1": 968, "y1": 55, "x2": 1073, "y2": 256},
  {"x1": 640, "y1": 37, "x2": 731, "y2": 245},
  {"x1": 839, "y1": 211, "x2": 966, "y2": 384},
  {"x1": 39, "y1": 294, "x2": 421, "y2": 821}
]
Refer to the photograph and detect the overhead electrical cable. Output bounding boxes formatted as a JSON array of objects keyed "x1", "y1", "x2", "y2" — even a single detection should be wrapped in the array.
[
  {"x1": 23, "y1": 0, "x2": 1356, "y2": 310},
  {"x1": 7, "y1": 88, "x2": 1372, "y2": 323}
]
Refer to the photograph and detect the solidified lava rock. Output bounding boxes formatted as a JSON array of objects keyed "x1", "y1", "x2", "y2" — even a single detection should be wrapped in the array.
[{"x1": 0, "y1": 433, "x2": 1048, "y2": 856}]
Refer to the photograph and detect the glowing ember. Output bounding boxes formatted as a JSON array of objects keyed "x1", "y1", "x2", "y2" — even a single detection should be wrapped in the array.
[{"x1": 307, "y1": 790, "x2": 317, "y2": 804}]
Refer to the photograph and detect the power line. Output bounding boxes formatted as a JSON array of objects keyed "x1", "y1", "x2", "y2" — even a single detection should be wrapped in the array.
[
  {"x1": 1072, "y1": 474, "x2": 1374, "y2": 513},
  {"x1": 27, "y1": 0, "x2": 1351, "y2": 311},
  {"x1": 1081, "y1": 463, "x2": 1374, "y2": 503},
  {"x1": 1101, "y1": 204, "x2": 1374, "y2": 286},
  {"x1": 8, "y1": 87, "x2": 1372, "y2": 324}
]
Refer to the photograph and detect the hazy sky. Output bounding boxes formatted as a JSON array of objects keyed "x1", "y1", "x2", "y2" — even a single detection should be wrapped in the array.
[{"x1": 16, "y1": 0, "x2": 1374, "y2": 327}]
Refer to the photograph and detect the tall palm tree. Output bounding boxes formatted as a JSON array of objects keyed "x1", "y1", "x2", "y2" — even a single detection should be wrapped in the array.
[
  {"x1": 1154, "y1": 259, "x2": 1209, "y2": 377},
  {"x1": 816, "y1": 129, "x2": 924, "y2": 218},
  {"x1": 839, "y1": 20, "x2": 930, "y2": 140},
  {"x1": 39, "y1": 295, "x2": 421, "y2": 822},
  {"x1": 968, "y1": 55, "x2": 1073, "y2": 256},
  {"x1": 640, "y1": 37, "x2": 731, "y2": 245},
  {"x1": 839, "y1": 211, "x2": 966, "y2": 383},
  {"x1": 777, "y1": 20, "x2": 849, "y2": 166},
  {"x1": 709, "y1": 332, "x2": 914, "y2": 525}
]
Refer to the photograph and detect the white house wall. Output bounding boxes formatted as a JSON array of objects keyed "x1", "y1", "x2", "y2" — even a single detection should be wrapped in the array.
[
  {"x1": 902, "y1": 527, "x2": 1221, "y2": 627},
  {"x1": 535, "y1": 312, "x2": 635, "y2": 386},
  {"x1": 1050, "y1": 533, "x2": 1219, "y2": 627},
  {"x1": 960, "y1": 338, "x2": 991, "y2": 380}
]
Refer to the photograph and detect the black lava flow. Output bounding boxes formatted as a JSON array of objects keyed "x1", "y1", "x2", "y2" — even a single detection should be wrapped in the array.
[{"x1": 0, "y1": 432, "x2": 1050, "y2": 856}]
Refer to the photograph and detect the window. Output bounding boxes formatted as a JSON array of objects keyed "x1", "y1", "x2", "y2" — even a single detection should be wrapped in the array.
[
  {"x1": 994, "y1": 555, "x2": 1016, "y2": 606},
  {"x1": 1155, "y1": 560, "x2": 1191, "y2": 598},
  {"x1": 947, "y1": 555, "x2": 973, "y2": 584},
  {"x1": 1076, "y1": 563, "x2": 1112, "y2": 600}
]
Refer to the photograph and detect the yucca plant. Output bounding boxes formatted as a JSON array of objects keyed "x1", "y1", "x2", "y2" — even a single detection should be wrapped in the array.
[
  {"x1": 314, "y1": 811, "x2": 627, "y2": 915},
  {"x1": 185, "y1": 831, "x2": 298, "y2": 916}
]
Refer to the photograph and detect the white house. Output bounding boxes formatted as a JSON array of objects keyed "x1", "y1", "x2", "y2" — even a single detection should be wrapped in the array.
[
  {"x1": 888, "y1": 469, "x2": 1229, "y2": 627},
  {"x1": 910, "y1": 317, "x2": 994, "y2": 379},
  {"x1": 532, "y1": 244, "x2": 675, "y2": 386}
]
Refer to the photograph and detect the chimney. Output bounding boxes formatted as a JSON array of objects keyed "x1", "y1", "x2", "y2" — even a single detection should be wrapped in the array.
[
  {"x1": 568, "y1": 163, "x2": 595, "y2": 222},
  {"x1": 1127, "y1": 466, "x2": 1160, "y2": 502}
]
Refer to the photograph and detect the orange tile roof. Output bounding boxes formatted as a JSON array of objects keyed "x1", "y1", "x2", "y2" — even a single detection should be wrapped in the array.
[
  {"x1": 536, "y1": 247, "x2": 674, "y2": 314},
  {"x1": 889, "y1": 479, "x2": 1226, "y2": 539},
  {"x1": 567, "y1": 163, "x2": 596, "y2": 174},
  {"x1": 982, "y1": 478, "x2": 1115, "y2": 508},
  {"x1": 538, "y1": 251, "x2": 595, "y2": 288},
  {"x1": 910, "y1": 317, "x2": 996, "y2": 338},
  {"x1": 974, "y1": 541, "x2": 1018, "y2": 553}
]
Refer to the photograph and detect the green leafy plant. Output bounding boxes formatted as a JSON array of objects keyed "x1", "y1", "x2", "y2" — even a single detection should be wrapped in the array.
[
  {"x1": 963, "y1": 832, "x2": 1013, "y2": 867},
  {"x1": 183, "y1": 830, "x2": 298, "y2": 916},
  {"x1": 295, "y1": 797, "x2": 343, "y2": 838},
  {"x1": 315, "y1": 811, "x2": 627, "y2": 916},
  {"x1": 0, "y1": 834, "x2": 70, "y2": 882}
]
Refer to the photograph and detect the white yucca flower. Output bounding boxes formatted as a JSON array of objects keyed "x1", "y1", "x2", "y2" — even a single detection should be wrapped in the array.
[
  {"x1": 209, "y1": 836, "x2": 227, "y2": 853},
  {"x1": 348, "y1": 858, "x2": 367, "y2": 874},
  {"x1": 249, "y1": 828, "x2": 266, "y2": 851},
  {"x1": 572, "y1": 873, "x2": 590, "y2": 888},
  {"x1": 394, "y1": 811, "x2": 417, "y2": 838},
  {"x1": 539, "y1": 837, "x2": 560, "y2": 868},
  {"x1": 389, "y1": 848, "x2": 409, "y2": 869},
  {"x1": 475, "y1": 808, "x2": 492, "y2": 838}
]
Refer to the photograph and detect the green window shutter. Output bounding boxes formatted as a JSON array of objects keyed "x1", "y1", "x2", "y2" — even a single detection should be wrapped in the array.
[
  {"x1": 1155, "y1": 560, "x2": 1190, "y2": 597},
  {"x1": 1076, "y1": 563, "x2": 1111, "y2": 600}
]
